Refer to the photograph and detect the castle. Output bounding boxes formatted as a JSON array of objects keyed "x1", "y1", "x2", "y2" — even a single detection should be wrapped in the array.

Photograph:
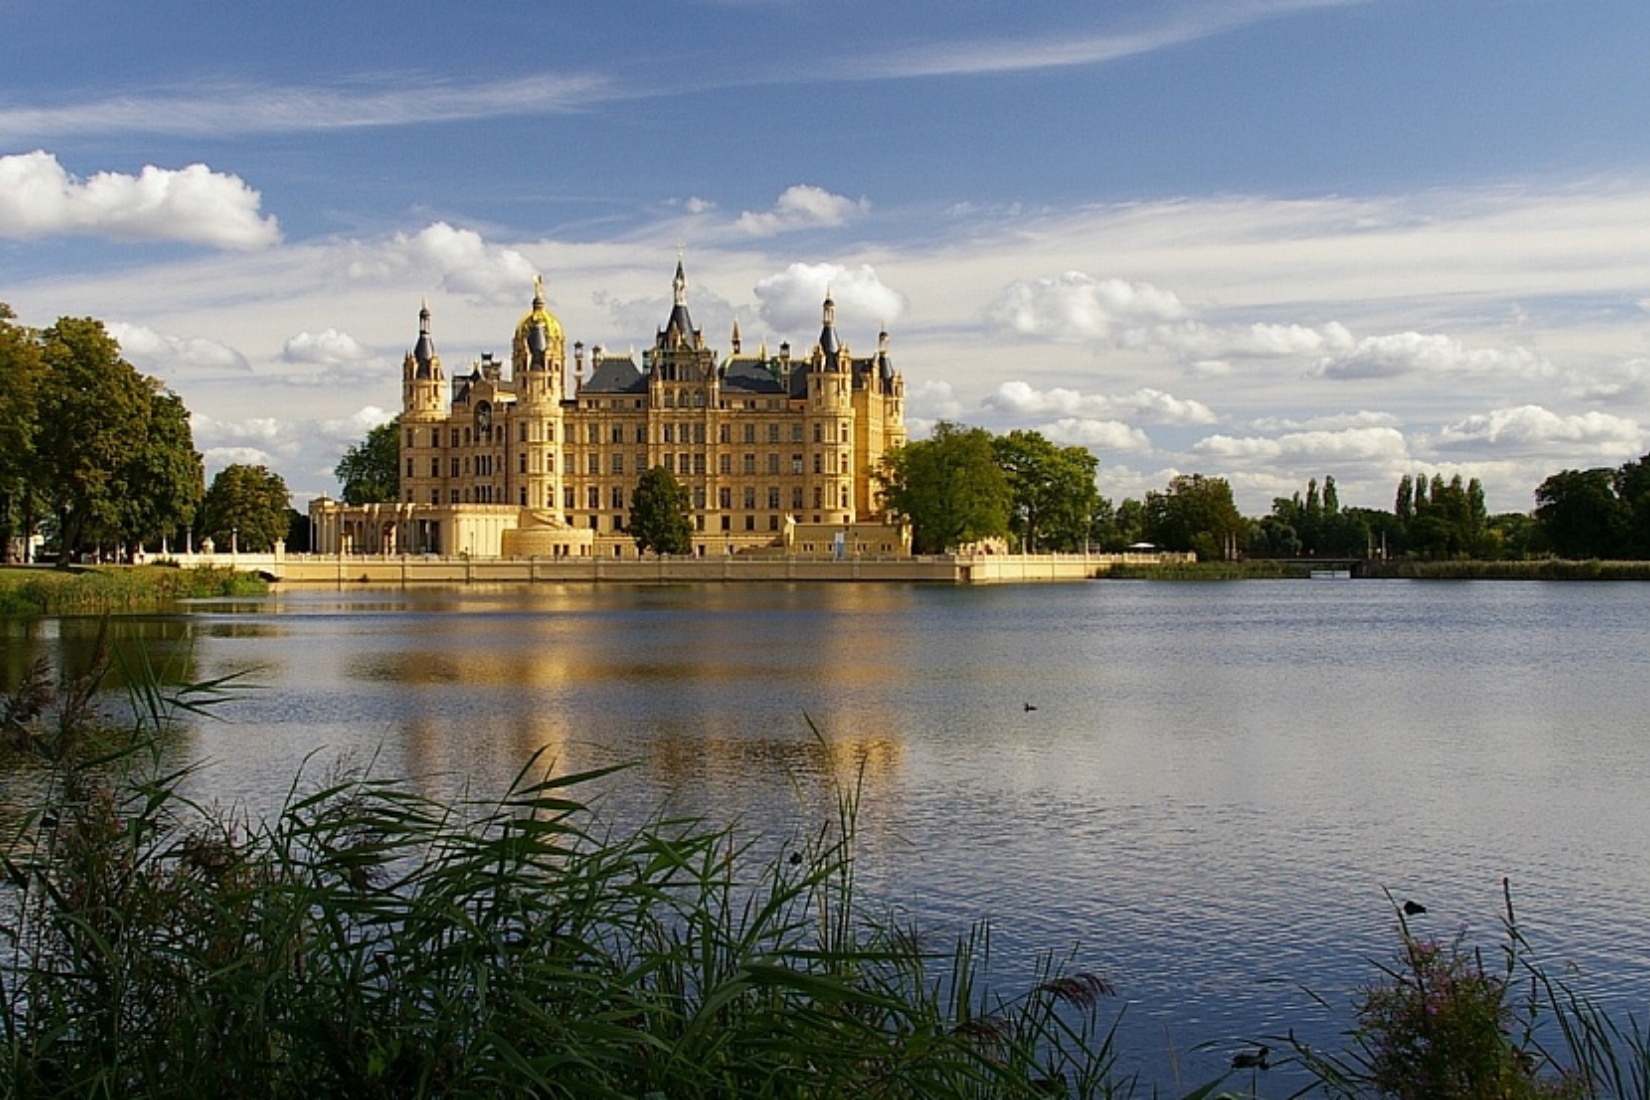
[{"x1": 309, "y1": 263, "x2": 909, "y2": 559}]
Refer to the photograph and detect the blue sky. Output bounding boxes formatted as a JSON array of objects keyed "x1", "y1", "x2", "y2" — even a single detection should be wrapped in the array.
[{"x1": 5, "y1": 0, "x2": 1650, "y2": 513}]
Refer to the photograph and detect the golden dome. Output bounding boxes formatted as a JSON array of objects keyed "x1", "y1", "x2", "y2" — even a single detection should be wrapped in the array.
[
  {"x1": 513, "y1": 275, "x2": 566, "y2": 372},
  {"x1": 515, "y1": 275, "x2": 565, "y2": 345}
]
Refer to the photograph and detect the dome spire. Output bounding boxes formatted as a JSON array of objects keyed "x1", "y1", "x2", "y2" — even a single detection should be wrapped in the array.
[{"x1": 413, "y1": 299, "x2": 436, "y2": 377}]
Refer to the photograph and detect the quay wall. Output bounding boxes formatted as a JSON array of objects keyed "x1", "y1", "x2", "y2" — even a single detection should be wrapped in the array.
[{"x1": 160, "y1": 551, "x2": 1191, "y2": 586}]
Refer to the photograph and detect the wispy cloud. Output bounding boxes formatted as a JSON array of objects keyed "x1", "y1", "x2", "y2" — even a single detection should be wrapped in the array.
[
  {"x1": 0, "y1": 74, "x2": 611, "y2": 140},
  {"x1": 854, "y1": 0, "x2": 1370, "y2": 80}
]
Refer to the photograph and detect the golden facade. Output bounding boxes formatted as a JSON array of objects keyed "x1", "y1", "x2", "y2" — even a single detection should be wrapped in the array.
[{"x1": 310, "y1": 264, "x2": 908, "y2": 558}]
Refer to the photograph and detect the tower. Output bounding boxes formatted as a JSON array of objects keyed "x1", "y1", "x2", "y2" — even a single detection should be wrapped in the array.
[{"x1": 511, "y1": 276, "x2": 567, "y2": 513}]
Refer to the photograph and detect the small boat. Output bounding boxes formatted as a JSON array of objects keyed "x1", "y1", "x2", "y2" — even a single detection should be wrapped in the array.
[{"x1": 1310, "y1": 569, "x2": 1352, "y2": 580}]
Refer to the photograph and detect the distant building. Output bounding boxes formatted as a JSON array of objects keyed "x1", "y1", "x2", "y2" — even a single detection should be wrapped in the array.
[{"x1": 310, "y1": 263, "x2": 910, "y2": 558}]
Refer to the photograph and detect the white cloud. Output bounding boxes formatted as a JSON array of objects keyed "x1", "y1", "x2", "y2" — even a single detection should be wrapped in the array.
[
  {"x1": 1042, "y1": 418, "x2": 1153, "y2": 452},
  {"x1": 105, "y1": 322, "x2": 250, "y2": 375},
  {"x1": 1563, "y1": 359, "x2": 1650, "y2": 403},
  {"x1": 1434, "y1": 406, "x2": 1642, "y2": 455},
  {"x1": 736, "y1": 185, "x2": 869, "y2": 236},
  {"x1": 347, "y1": 222, "x2": 538, "y2": 304},
  {"x1": 0, "y1": 150, "x2": 279, "y2": 249},
  {"x1": 983, "y1": 271, "x2": 1186, "y2": 342},
  {"x1": 1226, "y1": 321, "x2": 1355, "y2": 357},
  {"x1": 0, "y1": 75, "x2": 609, "y2": 140},
  {"x1": 753, "y1": 262, "x2": 906, "y2": 333},
  {"x1": 1194, "y1": 426, "x2": 1410, "y2": 464},
  {"x1": 907, "y1": 379, "x2": 963, "y2": 421},
  {"x1": 984, "y1": 381, "x2": 1215, "y2": 425},
  {"x1": 1248, "y1": 410, "x2": 1399, "y2": 432},
  {"x1": 282, "y1": 328, "x2": 372, "y2": 365},
  {"x1": 1315, "y1": 331, "x2": 1546, "y2": 380}
]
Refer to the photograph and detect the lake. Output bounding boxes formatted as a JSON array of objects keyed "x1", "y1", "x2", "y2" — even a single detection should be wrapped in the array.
[{"x1": 7, "y1": 578, "x2": 1649, "y2": 1092}]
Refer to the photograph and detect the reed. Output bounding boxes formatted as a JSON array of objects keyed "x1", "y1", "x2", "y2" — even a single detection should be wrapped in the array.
[
  {"x1": 0, "y1": 647, "x2": 1140, "y2": 1099},
  {"x1": 0, "y1": 565, "x2": 266, "y2": 618}
]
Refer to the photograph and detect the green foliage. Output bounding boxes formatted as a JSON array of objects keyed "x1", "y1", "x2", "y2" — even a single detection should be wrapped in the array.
[
  {"x1": 1143, "y1": 474, "x2": 1243, "y2": 560},
  {"x1": 0, "y1": 659, "x2": 1135, "y2": 1099},
  {"x1": 1535, "y1": 467, "x2": 1632, "y2": 559},
  {"x1": 989, "y1": 430, "x2": 1101, "y2": 552},
  {"x1": 334, "y1": 416, "x2": 401, "y2": 505},
  {"x1": 629, "y1": 464, "x2": 694, "y2": 554},
  {"x1": 877, "y1": 422, "x2": 1011, "y2": 553},
  {"x1": 0, "y1": 566, "x2": 267, "y2": 617},
  {"x1": 32, "y1": 316, "x2": 203, "y2": 561},
  {"x1": 0, "y1": 305, "x2": 46, "y2": 558},
  {"x1": 1256, "y1": 475, "x2": 1373, "y2": 558},
  {"x1": 201, "y1": 464, "x2": 292, "y2": 552},
  {"x1": 1296, "y1": 888, "x2": 1588, "y2": 1100}
]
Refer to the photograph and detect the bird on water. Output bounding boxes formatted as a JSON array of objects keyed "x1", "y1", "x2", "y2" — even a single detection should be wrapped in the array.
[
  {"x1": 1024, "y1": 702, "x2": 1038, "y2": 712},
  {"x1": 1231, "y1": 1045, "x2": 1270, "y2": 1071},
  {"x1": 1402, "y1": 899, "x2": 1427, "y2": 916}
]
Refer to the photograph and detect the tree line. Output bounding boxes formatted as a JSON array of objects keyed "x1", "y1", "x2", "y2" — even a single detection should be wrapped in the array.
[{"x1": 1, "y1": 306, "x2": 298, "y2": 564}]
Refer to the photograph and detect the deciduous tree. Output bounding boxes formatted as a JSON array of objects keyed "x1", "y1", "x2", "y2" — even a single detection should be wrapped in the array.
[
  {"x1": 876, "y1": 422, "x2": 1010, "y2": 554},
  {"x1": 0, "y1": 305, "x2": 44, "y2": 559},
  {"x1": 201, "y1": 464, "x2": 292, "y2": 552},
  {"x1": 1143, "y1": 474, "x2": 1244, "y2": 559},
  {"x1": 335, "y1": 417, "x2": 401, "y2": 504},
  {"x1": 990, "y1": 429, "x2": 1100, "y2": 552}
]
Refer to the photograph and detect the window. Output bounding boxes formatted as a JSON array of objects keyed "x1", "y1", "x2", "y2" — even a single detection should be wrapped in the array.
[
  {"x1": 718, "y1": 487, "x2": 731, "y2": 510},
  {"x1": 612, "y1": 425, "x2": 625, "y2": 443},
  {"x1": 518, "y1": 454, "x2": 527, "y2": 474},
  {"x1": 612, "y1": 454, "x2": 624, "y2": 475},
  {"x1": 693, "y1": 487, "x2": 705, "y2": 509},
  {"x1": 791, "y1": 487, "x2": 803, "y2": 509},
  {"x1": 767, "y1": 423, "x2": 780, "y2": 443},
  {"x1": 841, "y1": 488, "x2": 850, "y2": 508},
  {"x1": 611, "y1": 486, "x2": 624, "y2": 509},
  {"x1": 451, "y1": 428, "x2": 460, "y2": 447},
  {"x1": 587, "y1": 424, "x2": 600, "y2": 444},
  {"x1": 719, "y1": 454, "x2": 731, "y2": 474},
  {"x1": 720, "y1": 515, "x2": 731, "y2": 531},
  {"x1": 743, "y1": 487, "x2": 756, "y2": 509},
  {"x1": 664, "y1": 425, "x2": 675, "y2": 443},
  {"x1": 719, "y1": 424, "x2": 730, "y2": 443},
  {"x1": 431, "y1": 458, "x2": 440, "y2": 477},
  {"x1": 664, "y1": 454, "x2": 675, "y2": 473},
  {"x1": 564, "y1": 487, "x2": 574, "y2": 509},
  {"x1": 587, "y1": 486, "x2": 600, "y2": 509},
  {"x1": 814, "y1": 487, "x2": 824, "y2": 508},
  {"x1": 546, "y1": 425, "x2": 555, "y2": 442},
  {"x1": 813, "y1": 454, "x2": 823, "y2": 474},
  {"x1": 405, "y1": 458, "x2": 414, "y2": 477},
  {"x1": 545, "y1": 453, "x2": 554, "y2": 473},
  {"x1": 664, "y1": 390, "x2": 675, "y2": 408},
  {"x1": 813, "y1": 423, "x2": 823, "y2": 443},
  {"x1": 451, "y1": 457, "x2": 460, "y2": 477},
  {"x1": 587, "y1": 454, "x2": 599, "y2": 474},
  {"x1": 519, "y1": 423, "x2": 528, "y2": 443},
  {"x1": 519, "y1": 487, "x2": 527, "y2": 506},
  {"x1": 841, "y1": 424, "x2": 850, "y2": 443},
  {"x1": 792, "y1": 454, "x2": 803, "y2": 474},
  {"x1": 406, "y1": 428, "x2": 415, "y2": 447},
  {"x1": 636, "y1": 425, "x2": 647, "y2": 443},
  {"x1": 767, "y1": 487, "x2": 780, "y2": 509},
  {"x1": 406, "y1": 489, "x2": 413, "y2": 502},
  {"x1": 589, "y1": 515, "x2": 599, "y2": 529},
  {"x1": 693, "y1": 454, "x2": 705, "y2": 475},
  {"x1": 791, "y1": 424, "x2": 804, "y2": 443},
  {"x1": 451, "y1": 489, "x2": 460, "y2": 503},
  {"x1": 612, "y1": 515, "x2": 625, "y2": 530},
  {"x1": 693, "y1": 424, "x2": 705, "y2": 444},
  {"x1": 432, "y1": 490, "x2": 441, "y2": 505},
  {"x1": 744, "y1": 515, "x2": 755, "y2": 530},
  {"x1": 768, "y1": 515, "x2": 780, "y2": 531},
  {"x1": 695, "y1": 515, "x2": 705, "y2": 531},
  {"x1": 743, "y1": 423, "x2": 756, "y2": 443},
  {"x1": 743, "y1": 453, "x2": 756, "y2": 474},
  {"x1": 767, "y1": 453, "x2": 779, "y2": 474}
]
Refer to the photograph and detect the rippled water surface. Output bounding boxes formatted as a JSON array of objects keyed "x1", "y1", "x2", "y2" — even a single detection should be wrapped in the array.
[{"x1": 9, "y1": 579, "x2": 1650, "y2": 1090}]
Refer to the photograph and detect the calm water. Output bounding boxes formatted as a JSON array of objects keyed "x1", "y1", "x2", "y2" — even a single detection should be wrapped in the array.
[{"x1": 7, "y1": 579, "x2": 1650, "y2": 1090}]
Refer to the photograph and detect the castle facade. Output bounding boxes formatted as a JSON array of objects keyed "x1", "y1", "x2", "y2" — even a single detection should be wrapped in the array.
[{"x1": 309, "y1": 263, "x2": 908, "y2": 559}]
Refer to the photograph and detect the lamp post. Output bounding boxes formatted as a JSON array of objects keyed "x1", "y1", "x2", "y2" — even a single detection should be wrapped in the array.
[{"x1": 231, "y1": 527, "x2": 238, "y2": 556}]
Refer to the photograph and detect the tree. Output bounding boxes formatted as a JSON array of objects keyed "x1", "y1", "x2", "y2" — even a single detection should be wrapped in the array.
[
  {"x1": 1534, "y1": 467, "x2": 1628, "y2": 559},
  {"x1": 335, "y1": 417, "x2": 401, "y2": 504},
  {"x1": 201, "y1": 465, "x2": 292, "y2": 552},
  {"x1": 0, "y1": 305, "x2": 45, "y2": 560},
  {"x1": 876, "y1": 422, "x2": 1010, "y2": 554},
  {"x1": 629, "y1": 465, "x2": 693, "y2": 555},
  {"x1": 990, "y1": 429, "x2": 1100, "y2": 552},
  {"x1": 1143, "y1": 474, "x2": 1243, "y2": 559},
  {"x1": 35, "y1": 317, "x2": 201, "y2": 562}
]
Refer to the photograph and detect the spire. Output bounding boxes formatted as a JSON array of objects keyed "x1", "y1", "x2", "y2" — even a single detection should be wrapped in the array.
[
  {"x1": 533, "y1": 274, "x2": 546, "y2": 310},
  {"x1": 818, "y1": 290, "x2": 841, "y2": 366},
  {"x1": 662, "y1": 259, "x2": 696, "y2": 346},
  {"x1": 412, "y1": 299, "x2": 436, "y2": 377},
  {"x1": 730, "y1": 318, "x2": 742, "y2": 355}
]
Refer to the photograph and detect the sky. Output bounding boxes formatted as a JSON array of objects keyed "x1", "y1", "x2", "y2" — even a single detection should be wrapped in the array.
[{"x1": 5, "y1": 0, "x2": 1650, "y2": 515}]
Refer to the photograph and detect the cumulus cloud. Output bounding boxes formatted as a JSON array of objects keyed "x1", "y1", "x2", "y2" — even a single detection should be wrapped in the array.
[
  {"x1": 1563, "y1": 358, "x2": 1650, "y2": 403},
  {"x1": 105, "y1": 322, "x2": 250, "y2": 375},
  {"x1": 194, "y1": 406, "x2": 398, "y2": 486},
  {"x1": 984, "y1": 381, "x2": 1215, "y2": 425},
  {"x1": 1225, "y1": 321, "x2": 1355, "y2": 357},
  {"x1": 282, "y1": 328, "x2": 372, "y2": 365},
  {"x1": 907, "y1": 379, "x2": 963, "y2": 421},
  {"x1": 983, "y1": 271, "x2": 1186, "y2": 342},
  {"x1": 0, "y1": 150, "x2": 279, "y2": 248},
  {"x1": 1315, "y1": 331, "x2": 1546, "y2": 380},
  {"x1": 753, "y1": 262, "x2": 906, "y2": 333},
  {"x1": 347, "y1": 222, "x2": 538, "y2": 304},
  {"x1": 1434, "y1": 405, "x2": 1642, "y2": 455},
  {"x1": 1248, "y1": 410, "x2": 1400, "y2": 432},
  {"x1": 1194, "y1": 426, "x2": 1410, "y2": 464},
  {"x1": 1042, "y1": 418, "x2": 1153, "y2": 452},
  {"x1": 736, "y1": 185, "x2": 869, "y2": 236}
]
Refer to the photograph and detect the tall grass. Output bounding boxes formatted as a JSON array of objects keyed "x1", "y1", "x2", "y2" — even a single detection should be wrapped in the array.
[
  {"x1": 0, "y1": 566, "x2": 266, "y2": 618},
  {"x1": 0, "y1": 644, "x2": 1146, "y2": 1099}
]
